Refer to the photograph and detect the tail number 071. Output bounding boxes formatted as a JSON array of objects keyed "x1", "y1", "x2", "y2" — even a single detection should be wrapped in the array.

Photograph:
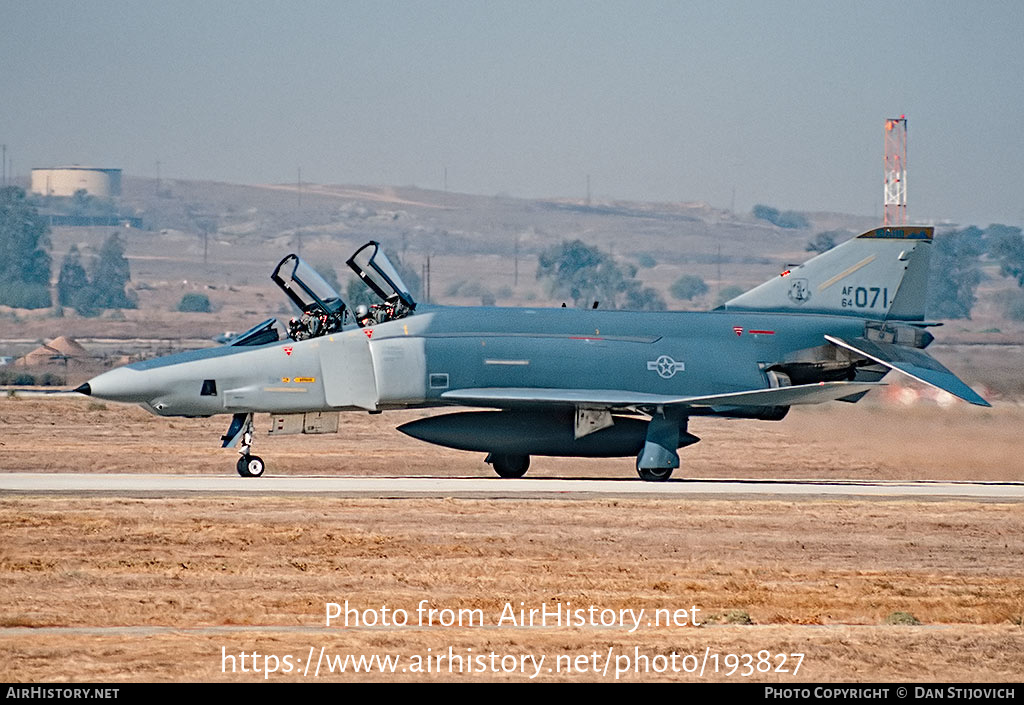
[{"x1": 841, "y1": 286, "x2": 888, "y2": 309}]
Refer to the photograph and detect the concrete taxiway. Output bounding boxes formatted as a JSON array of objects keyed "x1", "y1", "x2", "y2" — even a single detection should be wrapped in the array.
[{"x1": 1, "y1": 473, "x2": 1022, "y2": 500}]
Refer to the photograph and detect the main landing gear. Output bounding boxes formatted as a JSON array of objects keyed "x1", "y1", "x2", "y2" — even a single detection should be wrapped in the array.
[
  {"x1": 636, "y1": 459, "x2": 673, "y2": 482},
  {"x1": 486, "y1": 453, "x2": 530, "y2": 478},
  {"x1": 484, "y1": 452, "x2": 675, "y2": 481},
  {"x1": 223, "y1": 412, "x2": 265, "y2": 478}
]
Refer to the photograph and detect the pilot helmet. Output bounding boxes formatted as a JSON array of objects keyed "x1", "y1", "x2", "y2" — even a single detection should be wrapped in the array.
[{"x1": 355, "y1": 304, "x2": 369, "y2": 319}]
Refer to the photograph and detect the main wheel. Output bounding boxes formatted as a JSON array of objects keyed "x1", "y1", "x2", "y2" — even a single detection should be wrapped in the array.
[
  {"x1": 636, "y1": 456, "x2": 673, "y2": 482},
  {"x1": 489, "y1": 453, "x2": 530, "y2": 478},
  {"x1": 236, "y1": 454, "x2": 266, "y2": 478}
]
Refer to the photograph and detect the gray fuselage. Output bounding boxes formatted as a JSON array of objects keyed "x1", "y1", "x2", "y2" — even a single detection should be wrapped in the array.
[{"x1": 85, "y1": 305, "x2": 869, "y2": 419}]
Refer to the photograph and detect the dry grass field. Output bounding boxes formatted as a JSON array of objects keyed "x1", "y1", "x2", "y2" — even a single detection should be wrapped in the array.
[
  {"x1": 1, "y1": 495, "x2": 1022, "y2": 682},
  {"x1": 1, "y1": 395, "x2": 1022, "y2": 682}
]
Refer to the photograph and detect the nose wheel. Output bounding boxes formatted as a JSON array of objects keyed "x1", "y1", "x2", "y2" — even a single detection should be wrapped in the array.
[
  {"x1": 223, "y1": 412, "x2": 268, "y2": 478},
  {"x1": 237, "y1": 454, "x2": 266, "y2": 478}
]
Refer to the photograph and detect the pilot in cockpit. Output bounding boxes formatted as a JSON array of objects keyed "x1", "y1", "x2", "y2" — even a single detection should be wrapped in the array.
[
  {"x1": 288, "y1": 302, "x2": 342, "y2": 340},
  {"x1": 354, "y1": 298, "x2": 400, "y2": 327},
  {"x1": 354, "y1": 305, "x2": 373, "y2": 328}
]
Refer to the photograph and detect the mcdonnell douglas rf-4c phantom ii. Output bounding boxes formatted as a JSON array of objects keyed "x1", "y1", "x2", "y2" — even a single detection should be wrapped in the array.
[{"x1": 77, "y1": 227, "x2": 989, "y2": 480}]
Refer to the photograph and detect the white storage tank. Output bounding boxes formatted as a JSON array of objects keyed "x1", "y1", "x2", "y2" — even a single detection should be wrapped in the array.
[{"x1": 30, "y1": 166, "x2": 122, "y2": 198}]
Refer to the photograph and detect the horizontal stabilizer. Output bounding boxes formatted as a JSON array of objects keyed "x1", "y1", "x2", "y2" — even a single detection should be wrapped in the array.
[
  {"x1": 441, "y1": 381, "x2": 885, "y2": 410},
  {"x1": 824, "y1": 335, "x2": 990, "y2": 407}
]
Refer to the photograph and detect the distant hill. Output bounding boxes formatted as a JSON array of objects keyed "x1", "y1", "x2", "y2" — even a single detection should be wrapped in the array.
[{"x1": 6, "y1": 176, "x2": 1015, "y2": 362}]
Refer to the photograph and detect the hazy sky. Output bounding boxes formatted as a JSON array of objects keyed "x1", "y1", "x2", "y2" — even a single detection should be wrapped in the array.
[{"x1": 3, "y1": 0, "x2": 1022, "y2": 225}]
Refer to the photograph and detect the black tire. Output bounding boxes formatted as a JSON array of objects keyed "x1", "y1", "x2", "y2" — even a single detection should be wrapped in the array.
[
  {"x1": 636, "y1": 457, "x2": 673, "y2": 482},
  {"x1": 237, "y1": 454, "x2": 266, "y2": 478},
  {"x1": 489, "y1": 453, "x2": 530, "y2": 478}
]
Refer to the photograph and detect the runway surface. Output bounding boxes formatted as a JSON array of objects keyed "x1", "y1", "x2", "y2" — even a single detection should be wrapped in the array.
[{"x1": 2, "y1": 473, "x2": 1023, "y2": 499}]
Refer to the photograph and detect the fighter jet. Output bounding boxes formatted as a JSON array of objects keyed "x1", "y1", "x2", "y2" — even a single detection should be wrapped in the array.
[{"x1": 76, "y1": 228, "x2": 988, "y2": 480}]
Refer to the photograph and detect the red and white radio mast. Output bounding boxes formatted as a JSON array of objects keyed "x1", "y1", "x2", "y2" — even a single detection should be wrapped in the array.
[{"x1": 883, "y1": 116, "x2": 907, "y2": 225}]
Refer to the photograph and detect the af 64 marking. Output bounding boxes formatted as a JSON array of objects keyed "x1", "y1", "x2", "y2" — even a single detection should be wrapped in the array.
[{"x1": 841, "y1": 286, "x2": 888, "y2": 309}]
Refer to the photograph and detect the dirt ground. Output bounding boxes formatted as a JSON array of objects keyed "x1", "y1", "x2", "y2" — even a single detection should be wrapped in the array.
[{"x1": 1, "y1": 395, "x2": 1022, "y2": 682}]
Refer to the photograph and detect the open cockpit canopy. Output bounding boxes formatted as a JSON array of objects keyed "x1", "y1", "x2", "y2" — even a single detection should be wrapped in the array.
[
  {"x1": 271, "y1": 254, "x2": 346, "y2": 318},
  {"x1": 271, "y1": 254, "x2": 347, "y2": 340},
  {"x1": 346, "y1": 241, "x2": 416, "y2": 313},
  {"x1": 269, "y1": 243, "x2": 416, "y2": 340}
]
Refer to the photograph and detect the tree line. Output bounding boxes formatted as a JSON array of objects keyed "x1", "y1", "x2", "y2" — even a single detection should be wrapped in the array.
[
  {"x1": 929, "y1": 223, "x2": 1024, "y2": 320},
  {"x1": 0, "y1": 186, "x2": 134, "y2": 315},
  {"x1": 539, "y1": 222, "x2": 1024, "y2": 319}
]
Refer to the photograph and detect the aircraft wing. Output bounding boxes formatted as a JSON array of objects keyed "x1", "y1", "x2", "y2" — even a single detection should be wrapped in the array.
[
  {"x1": 824, "y1": 335, "x2": 990, "y2": 407},
  {"x1": 440, "y1": 381, "x2": 885, "y2": 410}
]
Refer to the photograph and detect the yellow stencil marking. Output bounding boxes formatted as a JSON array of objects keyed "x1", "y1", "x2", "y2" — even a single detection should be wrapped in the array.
[{"x1": 818, "y1": 255, "x2": 876, "y2": 292}]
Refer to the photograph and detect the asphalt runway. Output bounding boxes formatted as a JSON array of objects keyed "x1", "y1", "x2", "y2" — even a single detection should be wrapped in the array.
[{"x1": 2, "y1": 473, "x2": 1023, "y2": 500}]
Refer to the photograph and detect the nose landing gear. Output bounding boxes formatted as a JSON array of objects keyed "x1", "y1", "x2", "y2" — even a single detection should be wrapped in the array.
[{"x1": 222, "y1": 412, "x2": 266, "y2": 478}]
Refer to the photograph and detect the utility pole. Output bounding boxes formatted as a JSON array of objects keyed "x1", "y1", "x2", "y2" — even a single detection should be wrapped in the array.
[
  {"x1": 421, "y1": 255, "x2": 431, "y2": 303},
  {"x1": 514, "y1": 233, "x2": 520, "y2": 287},
  {"x1": 717, "y1": 243, "x2": 722, "y2": 301}
]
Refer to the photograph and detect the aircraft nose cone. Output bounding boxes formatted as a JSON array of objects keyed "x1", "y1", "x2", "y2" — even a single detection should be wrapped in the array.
[
  {"x1": 74, "y1": 383, "x2": 91, "y2": 396},
  {"x1": 83, "y1": 367, "x2": 160, "y2": 403}
]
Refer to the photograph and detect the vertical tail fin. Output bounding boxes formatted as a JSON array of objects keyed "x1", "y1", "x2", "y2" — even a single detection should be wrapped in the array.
[{"x1": 719, "y1": 226, "x2": 933, "y2": 320}]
